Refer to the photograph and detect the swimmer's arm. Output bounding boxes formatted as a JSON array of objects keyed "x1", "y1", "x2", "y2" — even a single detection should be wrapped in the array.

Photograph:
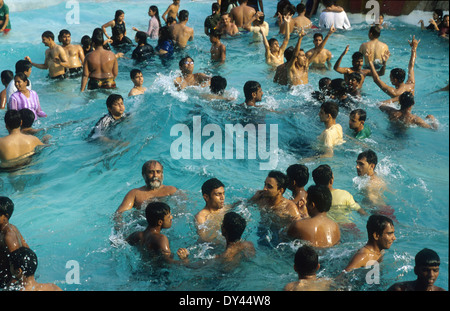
[
  {"x1": 78, "y1": 45, "x2": 85, "y2": 64},
  {"x1": 25, "y1": 55, "x2": 48, "y2": 70},
  {"x1": 4, "y1": 230, "x2": 24, "y2": 253},
  {"x1": 415, "y1": 115, "x2": 438, "y2": 130},
  {"x1": 115, "y1": 190, "x2": 136, "y2": 214},
  {"x1": 287, "y1": 30, "x2": 304, "y2": 70},
  {"x1": 80, "y1": 59, "x2": 89, "y2": 92},
  {"x1": 280, "y1": 15, "x2": 291, "y2": 52},
  {"x1": 333, "y1": 45, "x2": 350, "y2": 74},
  {"x1": 368, "y1": 60, "x2": 397, "y2": 97},
  {"x1": 260, "y1": 28, "x2": 272, "y2": 62},
  {"x1": 101, "y1": 20, "x2": 115, "y2": 39},
  {"x1": 0, "y1": 91, "x2": 6, "y2": 109},
  {"x1": 406, "y1": 37, "x2": 419, "y2": 85}
]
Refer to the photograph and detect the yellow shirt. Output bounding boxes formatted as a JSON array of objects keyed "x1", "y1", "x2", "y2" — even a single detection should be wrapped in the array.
[
  {"x1": 318, "y1": 124, "x2": 344, "y2": 148},
  {"x1": 328, "y1": 189, "x2": 360, "y2": 223}
]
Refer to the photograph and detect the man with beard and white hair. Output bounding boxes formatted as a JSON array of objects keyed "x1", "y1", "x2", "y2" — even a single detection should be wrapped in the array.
[{"x1": 114, "y1": 160, "x2": 177, "y2": 221}]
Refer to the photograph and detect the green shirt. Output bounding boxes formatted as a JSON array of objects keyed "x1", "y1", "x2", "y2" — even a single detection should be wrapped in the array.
[
  {"x1": 0, "y1": 2, "x2": 11, "y2": 30},
  {"x1": 355, "y1": 125, "x2": 371, "y2": 140}
]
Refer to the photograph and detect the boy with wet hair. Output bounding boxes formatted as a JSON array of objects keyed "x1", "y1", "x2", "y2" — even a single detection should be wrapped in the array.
[
  {"x1": 209, "y1": 29, "x2": 226, "y2": 64},
  {"x1": 126, "y1": 201, "x2": 189, "y2": 263},
  {"x1": 195, "y1": 178, "x2": 229, "y2": 243},
  {"x1": 367, "y1": 36, "x2": 418, "y2": 98},
  {"x1": 88, "y1": 94, "x2": 128, "y2": 141},
  {"x1": 286, "y1": 164, "x2": 309, "y2": 218},
  {"x1": 9, "y1": 247, "x2": 62, "y2": 291},
  {"x1": 378, "y1": 91, "x2": 438, "y2": 129},
  {"x1": 216, "y1": 212, "x2": 255, "y2": 263},
  {"x1": 242, "y1": 80, "x2": 263, "y2": 107},
  {"x1": 387, "y1": 248, "x2": 446, "y2": 291},
  {"x1": 128, "y1": 68, "x2": 146, "y2": 96},
  {"x1": 284, "y1": 245, "x2": 334, "y2": 291},
  {"x1": 317, "y1": 101, "x2": 344, "y2": 158},
  {"x1": 0, "y1": 196, "x2": 30, "y2": 289},
  {"x1": 349, "y1": 108, "x2": 371, "y2": 139}
]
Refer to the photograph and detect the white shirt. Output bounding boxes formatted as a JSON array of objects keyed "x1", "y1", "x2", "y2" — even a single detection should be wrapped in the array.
[{"x1": 319, "y1": 11, "x2": 351, "y2": 30}]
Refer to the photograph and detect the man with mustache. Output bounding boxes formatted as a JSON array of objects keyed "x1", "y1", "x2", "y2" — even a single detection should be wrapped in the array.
[{"x1": 115, "y1": 160, "x2": 177, "y2": 221}]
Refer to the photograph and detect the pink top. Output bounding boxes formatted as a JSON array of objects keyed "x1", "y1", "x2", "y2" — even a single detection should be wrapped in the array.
[
  {"x1": 8, "y1": 90, "x2": 47, "y2": 120},
  {"x1": 146, "y1": 16, "x2": 159, "y2": 39}
]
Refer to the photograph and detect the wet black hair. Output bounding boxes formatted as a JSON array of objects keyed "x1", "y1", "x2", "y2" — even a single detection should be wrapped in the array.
[
  {"x1": 357, "y1": 149, "x2": 378, "y2": 167},
  {"x1": 312, "y1": 164, "x2": 333, "y2": 186},
  {"x1": 294, "y1": 245, "x2": 318, "y2": 276},
  {"x1": 222, "y1": 212, "x2": 246, "y2": 242},
  {"x1": 210, "y1": 75, "x2": 227, "y2": 95},
  {"x1": 320, "y1": 101, "x2": 339, "y2": 119},
  {"x1": 19, "y1": 108, "x2": 35, "y2": 128},
  {"x1": 306, "y1": 185, "x2": 332, "y2": 213},
  {"x1": 267, "y1": 170, "x2": 289, "y2": 193},
  {"x1": 105, "y1": 94, "x2": 123, "y2": 109},
  {"x1": 202, "y1": 178, "x2": 225, "y2": 196},
  {"x1": 145, "y1": 202, "x2": 171, "y2": 227},
  {"x1": 243, "y1": 80, "x2": 261, "y2": 101},
  {"x1": 286, "y1": 164, "x2": 309, "y2": 188},
  {"x1": 10, "y1": 247, "x2": 38, "y2": 277},
  {"x1": 366, "y1": 214, "x2": 394, "y2": 239},
  {"x1": 0, "y1": 196, "x2": 14, "y2": 219}
]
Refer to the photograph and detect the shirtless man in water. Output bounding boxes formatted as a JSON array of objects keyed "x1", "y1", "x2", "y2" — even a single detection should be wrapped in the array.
[
  {"x1": 0, "y1": 110, "x2": 44, "y2": 169},
  {"x1": 174, "y1": 56, "x2": 211, "y2": 91},
  {"x1": 81, "y1": 28, "x2": 118, "y2": 92},
  {"x1": 250, "y1": 170, "x2": 301, "y2": 230},
  {"x1": 169, "y1": 10, "x2": 194, "y2": 49},
  {"x1": 305, "y1": 32, "x2": 333, "y2": 70},
  {"x1": 359, "y1": 26, "x2": 389, "y2": 67},
  {"x1": 282, "y1": 25, "x2": 335, "y2": 86},
  {"x1": 25, "y1": 31, "x2": 70, "y2": 79},
  {"x1": 115, "y1": 160, "x2": 177, "y2": 218},
  {"x1": 367, "y1": 36, "x2": 419, "y2": 98},
  {"x1": 0, "y1": 197, "x2": 30, "y2": 289},
  {"x1": 195, "y1": 178, "x2": 230, "y2": 243},
  {"x1": 260, "y1": 14, "x2": 291, "y2": 67},
  {"x1": 229, "y1": 0, "x2": 256, "y2": 29},
  {"x1": 58, "y1": 29, "x2": 85, "y2": 78}
]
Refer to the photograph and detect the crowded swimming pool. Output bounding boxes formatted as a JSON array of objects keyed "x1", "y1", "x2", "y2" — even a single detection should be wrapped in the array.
[{"x1": 0, "y1": 0, "x2": 448, "y2": 292}]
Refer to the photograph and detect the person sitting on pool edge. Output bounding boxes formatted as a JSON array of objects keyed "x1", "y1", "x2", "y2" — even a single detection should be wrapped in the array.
[
  {"x1": 387, "y1": 248, "x2": 446, "y2": 291},
  {"x1": 126, "y1": 201, "x2": 189, "y2": 264},
  {"x1": 0, "y1": 110, "x2": 45, "y2": 169}
]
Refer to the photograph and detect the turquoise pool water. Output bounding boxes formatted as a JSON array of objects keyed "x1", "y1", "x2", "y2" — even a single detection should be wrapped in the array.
[{"x1": 0, "y1": 0, "x2": 448, "y2": 291}]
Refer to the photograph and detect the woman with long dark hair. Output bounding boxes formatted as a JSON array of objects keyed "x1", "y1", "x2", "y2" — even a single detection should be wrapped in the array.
[{"x1": 102, "y1": 9, "x2": 133, "y2": 46}]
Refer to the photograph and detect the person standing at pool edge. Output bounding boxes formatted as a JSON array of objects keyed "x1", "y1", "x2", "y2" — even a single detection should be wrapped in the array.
[{"x1": 81, "y1": 28, "x2": 118, "y2": 92}]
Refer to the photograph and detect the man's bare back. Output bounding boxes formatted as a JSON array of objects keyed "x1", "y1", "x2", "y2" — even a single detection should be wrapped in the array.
[
  {"x1": 230, "y1": 2, "x2": 256, "y2": 28},
  {"x1": 360, "y1": 39, "x2": 389, "y2": 66},
  {"x1": 170, "y1": 23, "x2": 194, "y2": 48},
  {"x1": 0, "y1": 131, "x2": 43, "y2": 168},
  {"x1": 84, "y1": 48, "x2": 117, "y2": 80}
]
